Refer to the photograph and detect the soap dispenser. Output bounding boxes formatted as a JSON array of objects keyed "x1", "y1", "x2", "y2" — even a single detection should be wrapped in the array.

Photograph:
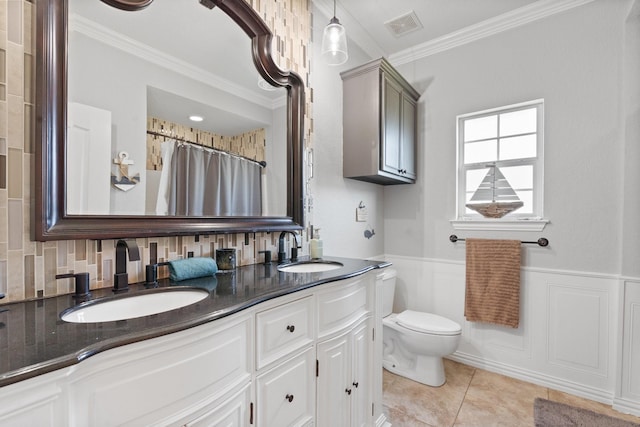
[{"x1": 310, "y1": 228, "x2": 323, "y2": 259}]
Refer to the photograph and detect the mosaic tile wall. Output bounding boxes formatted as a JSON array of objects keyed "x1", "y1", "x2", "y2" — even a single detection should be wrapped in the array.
[
  {"x1": 0, "y1": 0, "x2": 312, "y2": 303},
  {"x1": 146, "y1": 117, "x2": 266, "y2": 171}
]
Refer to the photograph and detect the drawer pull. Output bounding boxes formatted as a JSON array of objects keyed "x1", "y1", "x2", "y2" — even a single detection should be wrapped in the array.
[
  {"x1": 345, "y1": 388, "x2": 352, "y2": 395},
  {"x1": 352, "y1": 381, "x2": 359, "y2": 388},
  {"x1": 286, "y1": 394, "x2": 294, "y2": 403},
  {"x1": 286, "y1": 324, "x2": 295, "y2": 333}
]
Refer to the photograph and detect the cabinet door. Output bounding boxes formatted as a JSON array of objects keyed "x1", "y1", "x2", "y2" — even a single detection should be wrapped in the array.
[
  {"x1": 317, "y1": 317, "x2": 372, "y2": 427},
  {"x1": 0, "y1": 369, "x2": 67, "y2": 426},
  {"x1": 70, "y1": 315, "x2": 251, "y2": 426},
  {"x1": 401, "y1": 94, "x2": 417, "y2": 179},
  {"x1": 381, "y1": 74, "x2": 403, "y2": 177},
  {"x1": 316, "y1": 331, "x2": 351, "y2": 427},
  {"x1": 351, "y1": 318, "x2": 372, "y2": 427}
]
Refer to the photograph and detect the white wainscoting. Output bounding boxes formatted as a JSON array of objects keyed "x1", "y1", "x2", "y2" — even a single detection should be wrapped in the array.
[
  {"x1": 384, "y1": 255, "x2": 638, "y2": 415},
  {"x1": 614, "y1": 279, "x2": 640, "y2": 416}
]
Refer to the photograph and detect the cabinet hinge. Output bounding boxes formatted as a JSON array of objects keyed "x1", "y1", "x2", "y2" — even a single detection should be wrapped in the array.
[
  {"x1": 316, "y1": 359, "x2": 319, "y2": 377},
  {"x1": 250, "y1": 402, "x2": 254, "y2": 424}
]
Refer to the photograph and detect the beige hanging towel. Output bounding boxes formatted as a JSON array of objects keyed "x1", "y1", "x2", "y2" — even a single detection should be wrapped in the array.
[{"x1": 464, "y1": 238, "x2": 521, "y2": 328}]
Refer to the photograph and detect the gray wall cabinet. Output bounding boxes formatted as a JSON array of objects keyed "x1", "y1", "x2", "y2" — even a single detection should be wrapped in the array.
[{"x1": 341, "y1": 57, "x2": 420, "y2": 185}]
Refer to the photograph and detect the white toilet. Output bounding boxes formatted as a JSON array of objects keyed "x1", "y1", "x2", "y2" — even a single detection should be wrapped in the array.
[{"x1": 381, "y1": 268, "x2": 462, "y2": 387}]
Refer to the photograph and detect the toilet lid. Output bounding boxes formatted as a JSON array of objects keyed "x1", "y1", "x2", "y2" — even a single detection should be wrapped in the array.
[{"x1": 396, "y1": 310, "x2": 462, "y2": 336}]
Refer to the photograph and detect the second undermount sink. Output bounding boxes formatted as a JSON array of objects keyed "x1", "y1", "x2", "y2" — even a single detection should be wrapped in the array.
[
  {"x1": 60, "y1": 288, "x2": 209, "y2": 323},
  {"x1": 277, "y1": 260, "x2": 344, "y2": 273}
]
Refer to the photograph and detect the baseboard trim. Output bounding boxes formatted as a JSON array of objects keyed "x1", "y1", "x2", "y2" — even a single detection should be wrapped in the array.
[
  {"x1": 448, "y1": 352, "x2": 614, "y2": 406},
  {"x1": 613, "y1": 397, "x2": 640, "y2": 417},
  {"x1": 375, "y1": 413, "x2": 390, "y2": 427}
]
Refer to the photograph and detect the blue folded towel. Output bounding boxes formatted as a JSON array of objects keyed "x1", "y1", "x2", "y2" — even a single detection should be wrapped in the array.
[{"x1": 169, "y1": 257, "x2": 218, "y2": 281}]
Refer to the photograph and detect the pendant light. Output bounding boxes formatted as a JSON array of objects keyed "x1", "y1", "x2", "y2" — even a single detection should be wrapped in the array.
[{"x1": 321, "y1": 0, "x2": 348, "y2": 66}]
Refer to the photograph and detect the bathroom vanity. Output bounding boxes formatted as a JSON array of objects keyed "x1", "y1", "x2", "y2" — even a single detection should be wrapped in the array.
[{"x1": 0, "y1": 257, "x2": 389, "y2": 426}]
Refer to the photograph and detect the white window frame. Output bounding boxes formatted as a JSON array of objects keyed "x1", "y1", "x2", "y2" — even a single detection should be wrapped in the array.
[{"x1": 451, "y1": 99, "x2": 548, "y2": 231}]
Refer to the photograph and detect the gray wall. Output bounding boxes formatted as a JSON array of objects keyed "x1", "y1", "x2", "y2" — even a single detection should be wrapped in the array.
[
  {"x1": 310, "y1": 8, "x2": 385, "y2": 259},
  {"x1": 384, "y1": 0, "x2": 639, "y2": 275},
  {"x1": 312, "y1": 1, "x2": 639, "y2": 276}
]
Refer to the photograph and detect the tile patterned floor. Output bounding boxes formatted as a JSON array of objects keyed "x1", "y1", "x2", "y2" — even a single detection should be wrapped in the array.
[{"x1": 383, "y1": 359, "x2": 640, "y2": 426}]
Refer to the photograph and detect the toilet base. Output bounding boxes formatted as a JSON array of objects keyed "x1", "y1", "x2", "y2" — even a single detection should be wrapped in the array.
[{"x1": 383, "y1": 354, "x2": 446, "y2": 387}]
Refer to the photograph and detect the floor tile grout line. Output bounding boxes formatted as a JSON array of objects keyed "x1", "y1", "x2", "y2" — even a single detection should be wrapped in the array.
[{"x1": 451, "y1": 366, "x2": 477, "y2": 426}]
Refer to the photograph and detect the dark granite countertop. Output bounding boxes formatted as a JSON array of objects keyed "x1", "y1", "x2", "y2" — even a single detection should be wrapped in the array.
[{"x1": 0, "y1": 257, "x2": 389, "y2": 388}]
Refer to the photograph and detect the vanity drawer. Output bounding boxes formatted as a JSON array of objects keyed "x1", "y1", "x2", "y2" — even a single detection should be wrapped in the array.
[
  {"x1": 256, "y1": 296, "x2": 314, "y2": 370},
  {"x1": 317, "y1": 277, "x2": 369, "y2": 337},
  {"x1": 256, "y1": 347, "x2": 315, "y2": 427}
]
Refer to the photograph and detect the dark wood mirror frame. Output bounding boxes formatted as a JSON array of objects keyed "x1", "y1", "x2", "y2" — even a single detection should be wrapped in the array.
[{"x1": 33, "y1": 0, "x2": 305, "y2": 241}]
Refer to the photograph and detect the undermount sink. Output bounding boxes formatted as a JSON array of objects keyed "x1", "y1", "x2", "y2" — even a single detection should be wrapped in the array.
[
  {"x1": 277, "y1": 260, "x2": 344, "y2": 273},
  {"x1": 60, "y1": 288, "x2": 209, "y2": 323}
]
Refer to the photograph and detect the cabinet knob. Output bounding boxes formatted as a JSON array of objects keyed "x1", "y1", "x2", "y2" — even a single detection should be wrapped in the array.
[
  {"x1": 345, "y1": 388, "x2": 352, "y2": 395},
  {"x1": 286, "y1": 324, "x2": 295, "y2": 333},
  {"x1": 352, "y1": 381, "x2": 359, "y2": 388},
  {"x1": 285, "y1": 394, "x2": 294, "y2": 403}
]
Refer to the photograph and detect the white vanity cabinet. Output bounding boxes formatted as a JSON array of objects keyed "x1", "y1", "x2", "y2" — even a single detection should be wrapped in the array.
[
  {"x1": 317, "y1": 317, "x2": 372, "y2": 427},
  {"x1": 255, "y1": 296, "x2": 314, "y2": 370},
  {"x1": 254, "y1": 296, "x2": 316, "y2": 426},
  {"x1": 0, "y1": 269, "x2": 386, "y2": 426},
  {"x1": 69, "y1": 313, "x2": 253, "y2": 426},
  {"x1": 185, "y1": 383, "x2": 252, "y2": 427},
  {"x1": 316, "y1": 276, "x2": 374, "y2": 427},
  {"x1": 0, "y1": 369, "x2": 68, "y2": 426},
  {"x1": 255, "y1": 347, "x2": 316, "y2": 426}
]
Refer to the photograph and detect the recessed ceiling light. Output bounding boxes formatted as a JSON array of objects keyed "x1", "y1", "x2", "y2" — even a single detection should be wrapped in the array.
[
  {"x1": 189, "y1": 115, "x2": 204, "y2": 122},
  {"x1": 258, "y1": 76, "x2": 277, "y2": 91}
]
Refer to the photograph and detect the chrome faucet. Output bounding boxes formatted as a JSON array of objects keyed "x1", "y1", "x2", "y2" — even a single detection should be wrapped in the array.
[
  {"x1": 278, "y1": 231, "x2": 301, "y2": 263},
  {"x1": 114, "y1": 239, "x2": 141, "y2": 291}
]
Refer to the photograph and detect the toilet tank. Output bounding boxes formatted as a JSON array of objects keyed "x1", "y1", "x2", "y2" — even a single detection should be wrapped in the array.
[{"x1": 381, "y1": 268, "x2": 397, "y2": 317}]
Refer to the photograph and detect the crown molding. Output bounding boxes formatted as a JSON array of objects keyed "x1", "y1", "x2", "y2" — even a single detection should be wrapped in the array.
[
  {"x1": 389, "y1": 0, "x2": 595, "y2": 66},
  {"x1": 70, "y1": 14, "x2": 284, "y2": 110}
]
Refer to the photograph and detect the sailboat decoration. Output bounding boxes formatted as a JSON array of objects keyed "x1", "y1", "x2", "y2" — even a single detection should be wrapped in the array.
[{"x1": 466, "y1": 164, "x2": 523, "y2": 218}]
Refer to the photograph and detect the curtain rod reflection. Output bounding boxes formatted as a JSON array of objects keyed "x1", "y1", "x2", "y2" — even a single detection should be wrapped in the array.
[{"x1": 146, "y1": 130, "x2": 267, "y2": 167}]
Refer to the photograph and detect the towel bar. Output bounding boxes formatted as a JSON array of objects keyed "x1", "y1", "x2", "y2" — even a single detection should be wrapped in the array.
[{"x1": 449, "y1": 234, "x2": 549, "y2": 247}]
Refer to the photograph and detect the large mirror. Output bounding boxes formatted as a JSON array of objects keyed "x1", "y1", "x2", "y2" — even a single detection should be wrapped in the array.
[{"x1": 34, "y1": 0, "x2": 305, "y2": 240}]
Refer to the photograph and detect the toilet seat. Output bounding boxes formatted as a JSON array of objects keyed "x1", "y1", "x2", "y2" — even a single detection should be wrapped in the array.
[{"x1": 396, "y1": 310, "x2": 461, "y2": 336}]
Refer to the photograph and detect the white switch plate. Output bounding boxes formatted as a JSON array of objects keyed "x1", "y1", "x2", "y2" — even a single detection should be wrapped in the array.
[{"x1": 356, "y1": 207, "x2": 368, "y2": 222}]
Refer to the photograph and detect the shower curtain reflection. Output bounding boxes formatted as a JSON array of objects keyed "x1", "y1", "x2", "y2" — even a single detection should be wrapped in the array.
[{"x1": 156, "y1": 141, "x2": 262, "y2": 216}]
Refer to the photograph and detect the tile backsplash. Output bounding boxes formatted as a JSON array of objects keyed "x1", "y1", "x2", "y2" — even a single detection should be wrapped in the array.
[{"x1": 0, "y1": 0, "x2": 312, "y2": 302}]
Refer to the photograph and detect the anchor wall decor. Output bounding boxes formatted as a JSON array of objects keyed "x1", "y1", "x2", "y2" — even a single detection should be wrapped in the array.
[{"x1": 111, "y1": 151, "x2": 140, "y2": 192}]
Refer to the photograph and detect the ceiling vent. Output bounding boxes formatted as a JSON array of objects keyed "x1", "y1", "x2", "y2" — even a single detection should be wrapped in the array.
[{"x1": 384, "y1": 11, "x2": 423, "y2": 37}]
